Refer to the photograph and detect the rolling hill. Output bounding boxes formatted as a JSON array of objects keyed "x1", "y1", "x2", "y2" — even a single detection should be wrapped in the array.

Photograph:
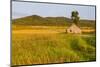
[{"x1": 12, "y1": 15, "x2": 96, "y2": 28}]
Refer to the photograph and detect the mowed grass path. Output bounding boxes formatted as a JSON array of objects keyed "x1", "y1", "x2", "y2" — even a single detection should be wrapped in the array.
[{"x1": 12, "y1": 26, "x2": 96, "y2": 66}]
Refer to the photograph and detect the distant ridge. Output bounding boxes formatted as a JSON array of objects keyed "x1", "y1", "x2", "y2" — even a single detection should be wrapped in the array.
[{"x1": 12, "y1": 15, "x2": 95, "y2": 27}]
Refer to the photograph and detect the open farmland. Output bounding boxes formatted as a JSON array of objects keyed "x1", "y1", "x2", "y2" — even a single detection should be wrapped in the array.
[
  {"x1": 12, "y1": 25, "x2": 96, "y2": 66},
  {"x1": 12, "y1": 1, "x2": 96, "y2": 66}
]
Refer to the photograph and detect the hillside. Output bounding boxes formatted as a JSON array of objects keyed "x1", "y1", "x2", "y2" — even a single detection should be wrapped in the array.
[{"x1": 12, "y1": 15, "x2": 96, "y2": 28}]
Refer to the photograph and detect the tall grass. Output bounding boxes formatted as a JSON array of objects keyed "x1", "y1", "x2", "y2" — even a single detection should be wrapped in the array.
[
  {"x1": 12, "y1": 32, "x2": 96, "y2": 66},
  {"x1": 70, "y1": 36, "x2": 96, "y2": 61}
]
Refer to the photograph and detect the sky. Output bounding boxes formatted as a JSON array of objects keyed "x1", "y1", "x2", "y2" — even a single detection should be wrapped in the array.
[{"x1": 12, "y1": 1, "x2": 96, "y2": 20}]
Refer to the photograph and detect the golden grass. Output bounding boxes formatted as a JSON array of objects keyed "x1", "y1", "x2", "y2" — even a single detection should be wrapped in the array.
[
  {"x1": 12, "y1": 26, "x2": 96, "y2": 66},
  {"x1": 12, "y1": 26, "x2": 95, "y2": 34}
]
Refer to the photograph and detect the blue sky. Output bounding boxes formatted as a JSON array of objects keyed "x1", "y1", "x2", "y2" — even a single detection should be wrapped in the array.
[{"x1": 12, "y1": 1, "x2": 96, "y2": 20}]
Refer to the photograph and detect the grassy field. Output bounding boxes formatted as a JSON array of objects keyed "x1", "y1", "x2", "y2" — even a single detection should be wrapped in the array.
[{"x1": 12, "y1": 25, "x2": 96, "y2": 66}]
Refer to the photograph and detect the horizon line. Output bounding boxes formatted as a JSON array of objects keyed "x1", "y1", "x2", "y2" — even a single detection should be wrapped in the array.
[{"x1": 12, "y1": 14, "x2": 96, "y2": 21}]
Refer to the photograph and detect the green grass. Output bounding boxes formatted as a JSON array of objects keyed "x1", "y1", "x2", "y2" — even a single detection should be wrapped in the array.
[{"x1": 12, "y1": 28, "x2": 96, "y2": 66}]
